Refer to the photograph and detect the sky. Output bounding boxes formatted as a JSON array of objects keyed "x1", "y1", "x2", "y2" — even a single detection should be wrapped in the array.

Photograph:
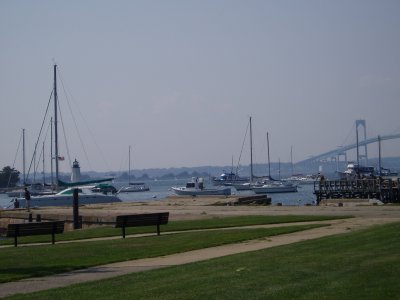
[{"x1": 1, "y1": 0, "x2": 400, "y2": 173}]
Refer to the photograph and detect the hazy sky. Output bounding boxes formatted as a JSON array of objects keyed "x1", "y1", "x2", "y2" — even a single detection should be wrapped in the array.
[{"x1": 1, "y1": 0, "x2": 400, "y2": 173}]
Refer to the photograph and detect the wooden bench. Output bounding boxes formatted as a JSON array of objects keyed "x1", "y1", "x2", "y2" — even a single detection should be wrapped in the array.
[
  {"x1": 6, "y1": 221, "x2": 65, "y2": 247},
  {"x1": 115, "y1": 212, "x2": 169, "y2": 238}
]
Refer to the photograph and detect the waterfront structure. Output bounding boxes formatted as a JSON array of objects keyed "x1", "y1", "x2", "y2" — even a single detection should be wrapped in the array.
[{"x1": 314, "y1": 178, "x2": 400, "y2": 204}]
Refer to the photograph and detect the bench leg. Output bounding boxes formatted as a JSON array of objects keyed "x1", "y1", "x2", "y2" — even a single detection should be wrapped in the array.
[
  {"x1": 122, "y1": 226, "x2": 126, "y2": 239},
  {"x1": 157, "y1": 224, "x2": 160, "y2": 236},
  {"x1": 51, "y1": 223, "x2": 57, "y2": 244},
  {"x1": 14, "y1": 236, "x2": 18, "y2": 247}
]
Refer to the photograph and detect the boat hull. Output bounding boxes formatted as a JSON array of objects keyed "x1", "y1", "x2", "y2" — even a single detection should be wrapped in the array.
[
  {"x1": 118, "y1": 186, "x2": 150, "y2": 193},
  {"x1": 252, "y1": 185, "x2": 298, "y2": 194},
  {"x1": 171, "y1": 187, "x2": 231, "y2": 196},
  {"x1": 232, "y1": 183, "x2": 253, "y2": 191},
  {"x1": 17, "y1": 194, "x2": 121, "y2": 207}
]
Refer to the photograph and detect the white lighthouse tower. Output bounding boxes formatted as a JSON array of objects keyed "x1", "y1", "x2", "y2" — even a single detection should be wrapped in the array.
[{"x1": 71, "y1": 159, "x2": 81, "y2": 183}]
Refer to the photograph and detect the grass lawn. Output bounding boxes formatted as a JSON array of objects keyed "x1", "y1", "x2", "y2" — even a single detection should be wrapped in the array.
[
  {"x1": 6, "y1": 221, "x2": 400, "y2": 300},
  {"x1": 0, "y1": 214, "x2": 349, "y2": 245},
  {"x1": 0, "y1": 224, "x2": 325, "y2": 283}
]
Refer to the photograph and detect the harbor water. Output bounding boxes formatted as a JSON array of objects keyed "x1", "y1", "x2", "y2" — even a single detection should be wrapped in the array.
[{"x1": 0, "y1": 179, "x2": 316, "y2": 209}]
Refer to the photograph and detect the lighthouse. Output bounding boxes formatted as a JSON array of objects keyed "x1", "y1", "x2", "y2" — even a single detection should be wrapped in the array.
[{"x1": 71, "y1": 159, "x2": 81, "y2": 182}]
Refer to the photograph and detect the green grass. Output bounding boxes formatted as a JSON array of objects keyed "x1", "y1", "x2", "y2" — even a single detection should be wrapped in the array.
[
  {"x1": 0, "y1": 224, "x2": 325, "y2": 283},
  {"x1": 6, "y1": 222, "x2": 400, "y2": 300},
  {"x1": 0, "y1": 214, "x2": 349, "y2": 245}
]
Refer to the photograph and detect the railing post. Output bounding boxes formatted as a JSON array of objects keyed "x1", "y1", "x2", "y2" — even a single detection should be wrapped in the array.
[
  {"x1": 122, "y1": 217, "x2": 126, "y2": 238},
  {"x1": 73, "y1": 188, "x2": 81, "y2": 229}
]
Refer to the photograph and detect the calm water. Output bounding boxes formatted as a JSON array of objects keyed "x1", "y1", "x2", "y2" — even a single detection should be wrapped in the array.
[{"x1": 0, "y1": 178, "x2": 317, "y2": 209}]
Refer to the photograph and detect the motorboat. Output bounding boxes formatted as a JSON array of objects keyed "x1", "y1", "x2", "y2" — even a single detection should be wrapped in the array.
[
  {"x1": 252, "y1": 181, "x2": 298, "y2": 194},
  {"x1": 118, "y1": 182, "x2": 150, "y2": 193},
  {"x1": 337, "y1": 162, "x2": 375, "y2": 180},
  {"x1": 17, "y1": 186, "x2": 121, "y2": 207},
  {"x1": 212, "y1": 172, "x2": 249, "y2": 186},
  {"x1": 91, "y1": 183, "x2": 118, "y2": 194},
  {"x1": 172, "y1": 177, "x2": 231, "y2": 196},
  {"x1": 284, "y1": 174, "x2": 320, "y2": 185},
  {"x1": 377, "y1": 167, "x2": 398, "y2": 177}
]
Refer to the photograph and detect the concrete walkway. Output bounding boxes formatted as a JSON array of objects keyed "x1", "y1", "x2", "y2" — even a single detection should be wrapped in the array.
[{"x1": 1, "y1": 216, "x2": 396, "y2": 298}]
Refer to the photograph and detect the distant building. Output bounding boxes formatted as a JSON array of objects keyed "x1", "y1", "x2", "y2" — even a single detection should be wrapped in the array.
[{"x1": 71, "y1": 159, "x2": 81, "y2": 182}]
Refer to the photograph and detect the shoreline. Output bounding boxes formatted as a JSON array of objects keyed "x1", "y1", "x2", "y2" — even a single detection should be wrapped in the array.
[{"x1": 1, "y1": 195, "x2": 399, "y2": 225}]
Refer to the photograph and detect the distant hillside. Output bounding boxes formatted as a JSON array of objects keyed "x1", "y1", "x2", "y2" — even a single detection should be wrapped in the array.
[{"x1": 81, "y1": 156, "x2": 400, "y2": 181}]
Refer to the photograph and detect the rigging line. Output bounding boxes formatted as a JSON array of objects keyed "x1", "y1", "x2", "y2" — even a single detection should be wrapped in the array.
[
  {"x1": 235, "y1": 119, "x2": 250, "y2": 176},
  {"x1": 33, "y1": 119, "x2": 52, "y2": 176},
  {"x1": 57, "y1": 69, "x2": 93, "y2": 171},
  {"x1": 58, "y1": 69, "x2": 112, "y2": 172},
  {"x1": 7, "y1": 130, "x2": 23, "y2": 188},
  {"x1": 57, "y1": 98, "x2": 73, "y2": 169},
  {"x1": 26, "y1": 89, "x2": 54, "y2": 183},
  {"x1": 117, "y1": 148, "x2": 129, "y2": 176}
]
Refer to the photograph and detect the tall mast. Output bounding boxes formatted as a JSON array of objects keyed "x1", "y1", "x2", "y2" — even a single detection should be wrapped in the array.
[
  {"x1": 54, "y1": 65, "x2": 59, "y2": 186},
  {"x1": 22, "y1": 128, "x2": 26, "y2": 185},
  {"x1": 42, "y1": 142, "x2": 45, "y2": 185},
  {"x1": 278, "y1": 158, "x2": 281, "y2": 180},
  {"x1": 50, "y1": 118, "x2": 54, "y2": 186},
  {"x1": 378, "y1": 135, "x2": 382, "y2": 175},
  {"x1": 33, "y1": 143, "x2": 36, "y2": 183},
  {"x1": 290, "y1": 145, "x2": 294, "y2": 175},
  {"x1": 267, "y1": 132, "x2": 271, "y2": 178},
  {"x1": 249, "y1": 116, "x2": 253, "y2": 183},
  {"x1": 128, "y1": 145, "x2": 131, "y2": 183}
]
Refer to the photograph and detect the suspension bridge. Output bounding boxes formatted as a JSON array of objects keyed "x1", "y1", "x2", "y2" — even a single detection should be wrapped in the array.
[{"x1": 295, "y1": 120, "x2": 400, "y2": 167}]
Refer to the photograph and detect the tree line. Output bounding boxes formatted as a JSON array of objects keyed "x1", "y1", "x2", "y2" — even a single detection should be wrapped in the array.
[{"x1": 0, "y1": 166, "x2": 20, "y2": 188}]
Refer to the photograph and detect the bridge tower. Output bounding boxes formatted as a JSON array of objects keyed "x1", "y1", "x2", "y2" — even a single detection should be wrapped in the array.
[{"x1": 356, "y1": 120, "x2": 368, "y2": 165}]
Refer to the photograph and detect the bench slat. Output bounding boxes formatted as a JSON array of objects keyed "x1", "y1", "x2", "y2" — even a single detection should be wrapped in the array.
[
  {"x1": 7, "y1": 221, "x2": 65, "y2": 237},
  {"x1": 115, "y1": 212, "x2": 169, "y2": 238},
  {"x1": 115, "y1": 213, "x2": 169, "y2": 228},
  {"x1": 6, "y1": 221, "x2": 65, "y2": 247}
]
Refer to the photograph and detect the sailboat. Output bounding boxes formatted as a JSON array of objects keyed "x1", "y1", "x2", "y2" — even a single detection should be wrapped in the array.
[
  {"x1": 232, "y1": 117, "x2": 281, "y2": 191},
  {"x1": 252, "y1": 132, "x2": 298, "y2": 194},
  {"x1": 283, "y1": 146, "x2": 320, "y2": 184},
  {"x1": 16, "y1": 65, "x2": 121, "y2": 207},
  {"x1": 231, "y1": 116, "x2": 260, "y2": 191},
  {"x1": 7, "y1": 129, "x2": 54, "y2": 197},
  {"x1": 118, "y1": 146, "x2": 150, "y2": 193}
]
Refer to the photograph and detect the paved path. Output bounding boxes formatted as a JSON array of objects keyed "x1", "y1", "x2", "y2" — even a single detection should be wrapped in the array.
[{"x1": 1, "y1": 216, "x2": 397, "y2": 298}]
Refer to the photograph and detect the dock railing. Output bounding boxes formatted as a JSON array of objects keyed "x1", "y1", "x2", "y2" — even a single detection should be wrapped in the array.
[{"x1": 314, "y1": 178, "x2": 399, "y2": 204}]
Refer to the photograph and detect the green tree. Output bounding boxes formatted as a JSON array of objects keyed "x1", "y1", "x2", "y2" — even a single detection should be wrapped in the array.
[{"x1": 0, "y1": 166, "x2": 20, "y2": 188}]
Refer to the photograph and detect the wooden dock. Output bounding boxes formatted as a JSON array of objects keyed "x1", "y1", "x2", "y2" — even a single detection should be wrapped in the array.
[{"x1": 314, "y1": 178, "x2": 400, "y2": 204}]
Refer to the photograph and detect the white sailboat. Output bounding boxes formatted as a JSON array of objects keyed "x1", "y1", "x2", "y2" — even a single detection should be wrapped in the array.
[
  {"x1": 118, "y1": 146, "x2": 150, "y2": 193},
  {"x1": 17, "y1": 65, "x2": 121, "y2": 207},
  {"x1": 252, "y1": 132, "x2": 298, "y2": 194},
  {"x1": 231, "y1": 116, "x2": 258, "y2": 191}
]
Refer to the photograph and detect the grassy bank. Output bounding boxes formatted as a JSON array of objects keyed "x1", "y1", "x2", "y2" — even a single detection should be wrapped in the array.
[
  {"x1": 0, "y1": 215, "x2": 348, "y2": 245},
  {"x1": 7, "y1": 222, "x2": 400, "y2": 300},
  {"x1": 0, "y1": 224, "x2": 325, "y2": 283}
]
